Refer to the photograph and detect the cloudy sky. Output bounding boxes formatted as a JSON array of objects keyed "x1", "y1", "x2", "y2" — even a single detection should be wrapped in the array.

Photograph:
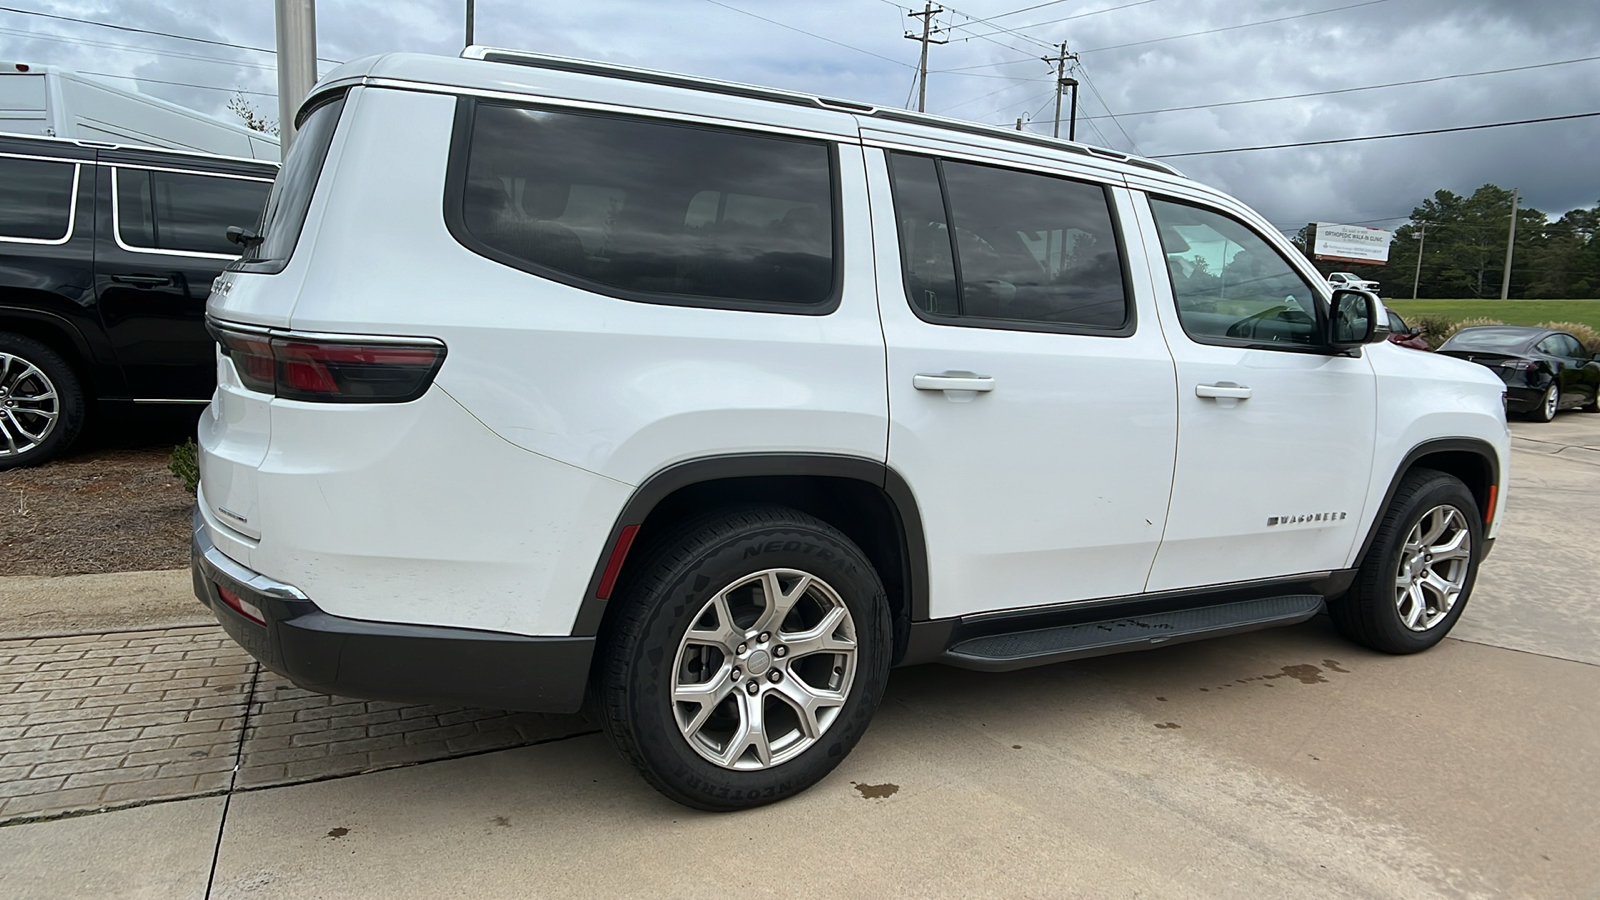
[{"x1": 2, "y1": 0, "x2": 1596, "y2": 234}]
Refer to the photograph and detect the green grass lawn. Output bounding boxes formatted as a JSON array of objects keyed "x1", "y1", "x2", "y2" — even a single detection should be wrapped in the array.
[{"x1": 1383, "y1": 299, "x2": 1600, "y2": 330}]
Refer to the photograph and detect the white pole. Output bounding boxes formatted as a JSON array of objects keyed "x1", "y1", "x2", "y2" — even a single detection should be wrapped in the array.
[{"x1": 275, "y1": 0, "x2": 318, "y2": 157}]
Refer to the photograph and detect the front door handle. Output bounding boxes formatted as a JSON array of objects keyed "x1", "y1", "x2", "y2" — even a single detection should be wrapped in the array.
[
  {"x1": 111, "y1": 274, "x2": 173, "y2": 287},
  {"x1": 1195, "y1": 382, "x2": 1252, "y2": 400},
  {"x1": 913, "y1": 372, "x2": 996, "y2": 393}
]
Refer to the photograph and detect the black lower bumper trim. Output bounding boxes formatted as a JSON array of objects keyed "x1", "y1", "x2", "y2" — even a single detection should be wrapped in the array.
[{"x1": 192, "y1": 508, "x2": 593, "y2": 714}]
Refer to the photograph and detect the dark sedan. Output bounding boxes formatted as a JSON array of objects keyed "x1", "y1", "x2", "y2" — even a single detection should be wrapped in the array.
[{"x1": 1437, "y1": 326, "x2": 1600, "y2": 422}]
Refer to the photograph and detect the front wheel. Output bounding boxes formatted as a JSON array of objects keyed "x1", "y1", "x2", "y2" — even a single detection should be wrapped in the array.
[
  {"x1": 594, "y1": 506, "x2": 891, "y2": 811},
  {"x1": 1330, "y1": 469, "x2": 1482, "y2": 654}
]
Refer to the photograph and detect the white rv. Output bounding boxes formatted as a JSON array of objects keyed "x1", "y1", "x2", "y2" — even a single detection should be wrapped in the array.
[{"x1": 0, "y1": 62, "x2": 279, "y2": 160}]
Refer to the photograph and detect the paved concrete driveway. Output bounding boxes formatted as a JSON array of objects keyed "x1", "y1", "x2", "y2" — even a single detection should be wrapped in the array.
[{"x1": 2, "y1": 416, "x2": 1597, "y2": 899}]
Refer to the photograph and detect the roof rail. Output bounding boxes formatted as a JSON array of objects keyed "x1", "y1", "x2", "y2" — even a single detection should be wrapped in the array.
[{"x1": 463, "y1": 46, "x2": 1180, "y2": 177}]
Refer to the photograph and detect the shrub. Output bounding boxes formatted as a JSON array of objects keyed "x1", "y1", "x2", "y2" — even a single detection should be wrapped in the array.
[
  {"x1": 1413, "y1": 315, "x2": 1455, "y2": 349},
  {"x1": 1537, "y1": 321, "x2": 1600, "y2": 353},
  {"x1": 169, "y1": 438, "x2": 199, "y2": 493}
]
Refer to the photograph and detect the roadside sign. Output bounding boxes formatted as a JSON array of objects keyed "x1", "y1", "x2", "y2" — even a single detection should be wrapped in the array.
[{"x1": 1313, "y1": 222, "x2": 1394, "y2": 265}]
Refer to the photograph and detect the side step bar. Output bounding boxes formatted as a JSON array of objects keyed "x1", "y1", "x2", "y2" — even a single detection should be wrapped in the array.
[{"x1": 941, "y1": 595, "x2": 1325, "y2": 672}]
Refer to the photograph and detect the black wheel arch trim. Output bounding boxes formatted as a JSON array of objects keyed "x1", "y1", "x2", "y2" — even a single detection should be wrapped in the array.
[
  {"x1": 570, "y1": 453, "x2": 930, "y2": 637},
  {"x1": 1355, "y1": 437, "x2": 1501, "y2": 566},
  {"x1": 0, "y1": 306, "x2": 100, "y2": 367}
]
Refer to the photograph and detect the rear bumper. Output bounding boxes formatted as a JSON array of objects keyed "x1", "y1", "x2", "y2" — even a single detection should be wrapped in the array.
[
  {"x1": 1503, "y1": 385, "x2": 1545, "y2": 413},
  {"x1": 191, "y1": 508, "x2": 594, "y2": 714}
]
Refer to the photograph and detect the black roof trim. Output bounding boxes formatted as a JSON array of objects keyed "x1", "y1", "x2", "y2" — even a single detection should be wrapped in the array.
[
  {"x1": 480, "y1": 51, "x2": 821, "y2": 111},
  {"x1": 96, "y1": 146, "x2": 277, "y2": 177},
  {"x1": 472, "y1": 50, "x2": 1179, "y2": 177}
]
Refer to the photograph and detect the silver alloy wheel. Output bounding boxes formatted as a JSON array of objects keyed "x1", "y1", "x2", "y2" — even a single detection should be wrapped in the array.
[
  {"x1": 1393, "y1": 505, "x2": 1472, "y2": 631},
  {"x1": 0, "y1": 352, "x2": 61, "y2": 459},
  {"x1": 670, "y1": 568, "x2": 858, "y2": 770},
  {"x1": 1544, "y1": 385, "x2": 1560, "y2": 420}
]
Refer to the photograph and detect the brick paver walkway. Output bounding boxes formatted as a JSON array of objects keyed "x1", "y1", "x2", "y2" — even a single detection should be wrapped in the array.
[{"x1": 0, "y1": 626, "x2": 593, "y2": 823}]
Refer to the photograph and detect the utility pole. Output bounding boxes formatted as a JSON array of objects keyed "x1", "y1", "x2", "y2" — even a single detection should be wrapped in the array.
[
  {"x1": 1500, "y1": 189, "x2": 1518, "y2": 300},
  {"x1": 904, "y1": 3, "x2": 946, "y2": 113},
  {"x1": 1045, "y1": 42, "x2": 1079, "y2": 139},
  {"x1": 1411, "y1": 222, "x2": 1427, "y2": 300},
  {"x1": 466, "y1": 0, "x2": 475, "y2": 47},
  {"x1": 274, "y1": 0, "x2": 317, "y2": 156}
]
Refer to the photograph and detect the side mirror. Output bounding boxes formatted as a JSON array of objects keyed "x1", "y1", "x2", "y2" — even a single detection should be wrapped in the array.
[{"x1": 1328, "y1": 289, "x2": 1382, "y2": 348}]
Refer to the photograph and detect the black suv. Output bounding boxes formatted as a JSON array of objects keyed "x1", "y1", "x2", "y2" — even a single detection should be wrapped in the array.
[{"x1": 0, "y1": 134, "x2": 275, "y2": 468}]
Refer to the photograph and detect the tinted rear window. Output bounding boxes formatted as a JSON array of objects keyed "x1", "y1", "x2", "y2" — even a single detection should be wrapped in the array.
[
  {"x1": 0, "y1": 156, "x2": 76, "y2": 241},
  {"x1": 235, "y1": 94, "x2": 345, "y2": 271},
  {"x1": 1441, "y1": 330, "x2": 1533, "y2": 352},
  {"x1": 451, "y1": 101, "x2": 837, "y2": 310},
  {"x1": 116, "y1": 169, "x2": 272, "y2": 256}
]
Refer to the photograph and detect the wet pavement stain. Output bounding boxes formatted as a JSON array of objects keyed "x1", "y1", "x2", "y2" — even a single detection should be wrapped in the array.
[
  {"x1": 490, "y1": 816, "x2": 511, "y2": 828},
  {"x1": 1278, "y1": 664, "x2": 1328, "y2": 684},
  {"x1": 1154, "y1": 722, "x2": 1181, "y2": 729},
  {"x1": 1155, "y1": 696, "x2": 1167, "y2": 702},
  {"x1": 1322, "y1": 658, "x2": 1350, "y2": 673},
  {"x1": 1011, "y1": 744, "x2": 1022, "y2": 749},
  {"x1": 853, "y1": 782, "x2": 899, "y2": 799},
  {"x1": 327, "y1": 827, "x2": 349, "y2": 839}
]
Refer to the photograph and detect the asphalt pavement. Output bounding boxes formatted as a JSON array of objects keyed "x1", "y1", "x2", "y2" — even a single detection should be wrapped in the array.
[{"x1": 1, "y1": 416, "x2": 1596, "y2": 899}]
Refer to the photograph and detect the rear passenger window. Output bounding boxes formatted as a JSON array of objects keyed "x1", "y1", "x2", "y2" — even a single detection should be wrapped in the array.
[
  {"x1": 451, "y1": 101, "x2": 837, "y2": 311},
  {"x1": 0, "y1": 156, "x2": 77, "y2": 242},
  {"x1": 1149, "y1": 197, "x2": 1321, "y2": 347},
  {"x1": 115, "y1": 169, "x2": 273, "y2": 256},
  {"x1": 886, "y1": 152, "x2": 1130, "y2": 331}
]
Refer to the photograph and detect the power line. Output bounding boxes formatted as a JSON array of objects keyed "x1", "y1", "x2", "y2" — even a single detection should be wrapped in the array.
[
  {"x1": 1151, "y1": 111, "x2": 1600, "y2": 158},
  {"x1": 79, "y1": 71, "x2": 275, "y2": 99},
  {"x1": 701, "y1": 0, "x2": 915, "y2": 69},
  {"x1": 958, "y1": 0, "x2": 1166, "y2": 41},
  {"x1": 0, "y1": 24, "x2": 281, "y2": 71},
  {"x1": 0, "y1": 5, "x2": 343, "y2": 64},
  {"x1": 1075, "y1": 63, "x2": 1141, "y2": 153},
  {"x1": 1080, "y1": 0, "x2": 1394, "y2": 55},
  {"x1": 1077, "y1": 54, "x2": 1600, "y2": 120}
]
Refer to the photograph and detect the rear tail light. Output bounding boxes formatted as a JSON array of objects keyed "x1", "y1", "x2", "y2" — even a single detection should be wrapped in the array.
[
  {"x1": 1497, "y1": 360, "x2": 1539, "y2": 371},
  {"x1": 210, "y1": 323, "x2": 445, "y2": 403}
]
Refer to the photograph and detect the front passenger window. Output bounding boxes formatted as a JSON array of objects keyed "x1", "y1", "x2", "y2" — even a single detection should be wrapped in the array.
[{"x1": 1149, "y1": 197, "x2": 1321, "y2": 347}]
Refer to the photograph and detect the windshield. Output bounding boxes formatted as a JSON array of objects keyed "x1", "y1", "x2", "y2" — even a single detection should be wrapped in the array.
[{"x1": 1441, "y1": 329, "x2": 1533, "y2": 353}]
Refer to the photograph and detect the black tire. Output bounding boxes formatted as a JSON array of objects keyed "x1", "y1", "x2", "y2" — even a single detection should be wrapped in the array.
[
  {"x1": 1330, "y1": 469, "x2": 1482, "y2": 654},
  {"x1": 594, "y1": 505, "x2": 892, "y2": 811},
  {"x1": 0, "y1": 332, "x2": 86, "y2": 470},
  {"x1": 1529, "y1": 384, "x2": 1558, "y2": 422}
]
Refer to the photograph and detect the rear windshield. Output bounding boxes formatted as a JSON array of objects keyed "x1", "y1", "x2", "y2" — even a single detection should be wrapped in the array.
[
  {"x1": 1441, "y1": 329, "x2": 1532, "y2": 352},
  {"x1": 234, "y1": 94, "x2": 345, "y2": 272}
]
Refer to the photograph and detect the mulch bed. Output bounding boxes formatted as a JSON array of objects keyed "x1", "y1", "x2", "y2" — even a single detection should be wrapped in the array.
[{"x1": 1, "y1": 421, "x2": 196, "y2": 577}]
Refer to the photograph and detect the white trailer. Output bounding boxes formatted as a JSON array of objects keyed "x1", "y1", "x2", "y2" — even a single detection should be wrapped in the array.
[{"x1": 0, "y1": 62, "x2": 279, "y2": 160}]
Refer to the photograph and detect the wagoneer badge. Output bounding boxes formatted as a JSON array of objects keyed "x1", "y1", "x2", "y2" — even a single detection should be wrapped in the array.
[{"x1": 1267, "y1": 512, "x2": 1347, "y2": 527}]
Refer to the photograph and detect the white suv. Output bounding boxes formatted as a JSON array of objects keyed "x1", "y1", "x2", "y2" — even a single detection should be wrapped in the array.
[{"x1": 193, "y1": 48, "x2": 1510, "y2": 811}]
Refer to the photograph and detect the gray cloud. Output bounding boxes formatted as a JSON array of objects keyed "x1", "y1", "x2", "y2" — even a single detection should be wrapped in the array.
[{"x1": 3, "y1": 0, "x2": 1594, "y2": 234}]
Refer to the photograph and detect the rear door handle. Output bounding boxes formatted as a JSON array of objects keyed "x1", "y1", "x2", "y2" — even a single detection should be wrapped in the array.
[
  {"x1": 1195, "y1": 382, "x2": 1252, "y2": 400},
  {"x1": 913, "y1": 372, "x2": 996, "y2": 393},
  {"x1": 111, "y1": 274, "x2": 173, "y2": 287}
]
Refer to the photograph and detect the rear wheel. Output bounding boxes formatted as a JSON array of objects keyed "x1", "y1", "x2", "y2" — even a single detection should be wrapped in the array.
[
  {"x1": 1330, "y1": 469, "x2": 1481, "y2": 654},
  {"x1": 0, "y1": 333, "x2": 86, "y2": 470},
  {"x1": 1529, "y1": 384, "x2": 1558, "y2": 422},
  {"x1": 594, "y1": 506, "x2": 891, "y2": 811}
]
